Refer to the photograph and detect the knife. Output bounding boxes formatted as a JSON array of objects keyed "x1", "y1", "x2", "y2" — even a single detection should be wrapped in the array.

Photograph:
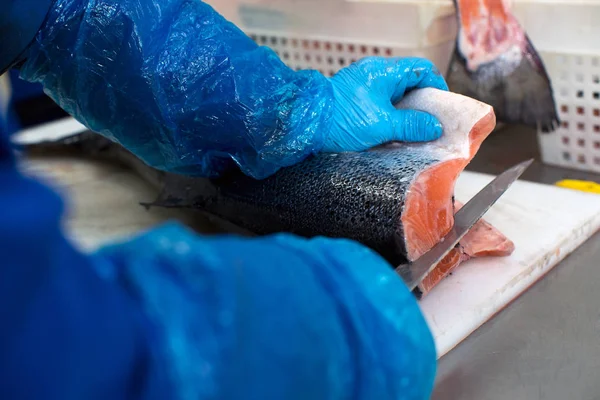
[{"x1": 396, "y1": 159, "x2": 533, "y2": 291}]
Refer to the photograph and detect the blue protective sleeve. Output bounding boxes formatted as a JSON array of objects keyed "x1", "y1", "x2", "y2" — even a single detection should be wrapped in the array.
[
  {"x1": 0, "y1": 116, "x2": 171, "y2": 399},
  {"x1": 0, "y1": 0, "x2": 53, "y2": 74},
  {"x1": 95, "y1": 224, "x2": 437, "y2": 400},
  {"x1": 18, "y1": 0, "x2": 334, "y2": 179}
]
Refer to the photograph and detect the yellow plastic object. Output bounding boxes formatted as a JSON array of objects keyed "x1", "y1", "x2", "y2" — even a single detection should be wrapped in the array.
[{"x1": 555, "y1": 180, "x2": 600, "y2": 194}]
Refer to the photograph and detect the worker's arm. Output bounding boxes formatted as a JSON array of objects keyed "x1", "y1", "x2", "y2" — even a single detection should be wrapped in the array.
[
  {"x1": 0, "y1": 108, "x2": 436, "y2": 400},
  {"x1": 0, "y1": 0, "x2": 53, "y2": 74},
  {"x1": 93, "y1": 223, "x2": 438, "y2": 400},
  {"x1": 6, "y1": 0, "x2": 447, "y2": 179},
  {"x1": 0, "y1": 118, "x2": 166, "y2": 399}
]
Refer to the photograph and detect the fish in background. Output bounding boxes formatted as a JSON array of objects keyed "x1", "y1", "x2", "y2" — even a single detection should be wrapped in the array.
[{"x1": 446, "y1": 0, "x2": 560, "y2": 133}]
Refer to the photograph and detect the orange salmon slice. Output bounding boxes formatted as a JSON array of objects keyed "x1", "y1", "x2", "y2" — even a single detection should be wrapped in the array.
[{"x1": 395, "y1": 88, "x2": 514, "y2": 297}]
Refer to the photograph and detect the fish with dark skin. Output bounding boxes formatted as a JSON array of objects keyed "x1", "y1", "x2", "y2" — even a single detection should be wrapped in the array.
[
  {"x1": 446, "y1": 0, "x2": 560, "y2": 133},
  {"x1": 22, "y1": 88, "x2": 515, "y2": 297}
]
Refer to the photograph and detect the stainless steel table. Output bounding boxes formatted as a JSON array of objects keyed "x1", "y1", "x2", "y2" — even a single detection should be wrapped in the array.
[{"x1": 434, "y1": 126, "x2": 600, "y2": 400}]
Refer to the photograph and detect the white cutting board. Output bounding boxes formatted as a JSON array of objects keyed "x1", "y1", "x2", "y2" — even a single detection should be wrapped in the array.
[
  {"x1": 424, "y1": 171, "x2": 600, "y2": 359},
  {"x1": 18, "y1": 156, "x2": 600, "y2": 360}
]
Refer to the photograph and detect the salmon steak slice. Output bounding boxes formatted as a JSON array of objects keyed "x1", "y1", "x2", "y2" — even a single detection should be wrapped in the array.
[{"x1": 393, "y1": 88, "x2": 514, "y2": 297}]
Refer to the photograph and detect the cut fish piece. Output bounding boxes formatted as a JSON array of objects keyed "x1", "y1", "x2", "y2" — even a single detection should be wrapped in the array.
[
  {"x1": 416, "y1": 248, "x2": 469, "y2": 298},
  {"x1": 456, "y1": 201, "x2": 515, "y2": 258},
  {"x1": 416, "y1": 201, "x2": 515, "y2": 297}
]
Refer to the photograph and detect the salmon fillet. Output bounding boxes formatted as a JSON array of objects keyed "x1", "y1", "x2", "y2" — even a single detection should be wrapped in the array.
[{"x1": 23, "y1": 88, "x2": 515, "y2": 298}]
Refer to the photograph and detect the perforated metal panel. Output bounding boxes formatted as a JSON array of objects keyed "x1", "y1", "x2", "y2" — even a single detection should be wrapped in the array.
[
  {"x1": 248, "y1": 30, "x2": 454, "y2": 77},
  {"x1": 537, "y1": 52, "x2": 600, "y2": 173}
]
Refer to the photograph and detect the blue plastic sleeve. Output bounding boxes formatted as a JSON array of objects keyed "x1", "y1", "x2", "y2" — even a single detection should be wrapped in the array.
[
  {"x1": 18, "y1": 0, "x2": 334, "y2": 179},
  {"x1": 0, "y1": 0, "x2": 53, "y2": 74}
]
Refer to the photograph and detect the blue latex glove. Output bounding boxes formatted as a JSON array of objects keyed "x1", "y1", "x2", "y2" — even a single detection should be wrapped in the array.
[
  {"x1": 325, "y1": 57, "x2": 448, "y2": 152},
  {"x1": 10, "y1": 0, "x2": 447, "y2": 180}
]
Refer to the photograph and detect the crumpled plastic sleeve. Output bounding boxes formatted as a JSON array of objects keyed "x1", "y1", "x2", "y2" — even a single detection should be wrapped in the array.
[
  {"x1": 94, "y1": 223, "x2": 437, "y2": 400},
  {"x1": 18, "y1": 0, "x2": 333, "y2": 179}
]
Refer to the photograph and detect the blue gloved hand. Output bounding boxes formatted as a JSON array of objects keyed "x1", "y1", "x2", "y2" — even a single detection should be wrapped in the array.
[
  {"x1": 324, "y1": 57, "x2": 448, "y2": 152},
  {"x1": 94, "y1": 223, "x2": 438, "y2": 400},
  {"x1": 12, "y1": 0, "x2": 448, "y2": 180}
]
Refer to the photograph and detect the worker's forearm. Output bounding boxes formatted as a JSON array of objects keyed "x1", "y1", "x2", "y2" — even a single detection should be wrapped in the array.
[
  {"x1": 17, "y1": 0, "x2": 333, "y2": 179},
  {"x1": 95, "y1": 224, "x2": 437, "y2": 400},
  {"x1": 0, "y1": 169, "x2": 158, "y2": 399}
]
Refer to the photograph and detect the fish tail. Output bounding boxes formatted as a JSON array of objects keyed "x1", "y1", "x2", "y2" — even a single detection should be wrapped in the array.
[{"x1": 447, "y1": 0, "x2": 560, "y2": 132}]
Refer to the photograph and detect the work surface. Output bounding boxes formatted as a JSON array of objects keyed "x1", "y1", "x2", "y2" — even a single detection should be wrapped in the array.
[
  {"x1": 17, "y1": 124, "x2": 600, "y2": 400},
  {"x1": 424, "y1": 171, "x2": 600, "y2": 359},
  {"x1": 435, "y1": 126, "x2": 600, "y2": 400}
]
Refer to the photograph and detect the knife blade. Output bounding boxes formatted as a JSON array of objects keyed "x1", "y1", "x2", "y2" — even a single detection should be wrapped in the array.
[{"x1": 395, "y1": 158, "x2": 533, "y2": 291}]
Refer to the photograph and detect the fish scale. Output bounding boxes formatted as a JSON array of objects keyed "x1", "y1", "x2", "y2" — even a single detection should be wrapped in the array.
[{"x1": 21, "y1": 128, "x2": 440, "y2": 265}]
